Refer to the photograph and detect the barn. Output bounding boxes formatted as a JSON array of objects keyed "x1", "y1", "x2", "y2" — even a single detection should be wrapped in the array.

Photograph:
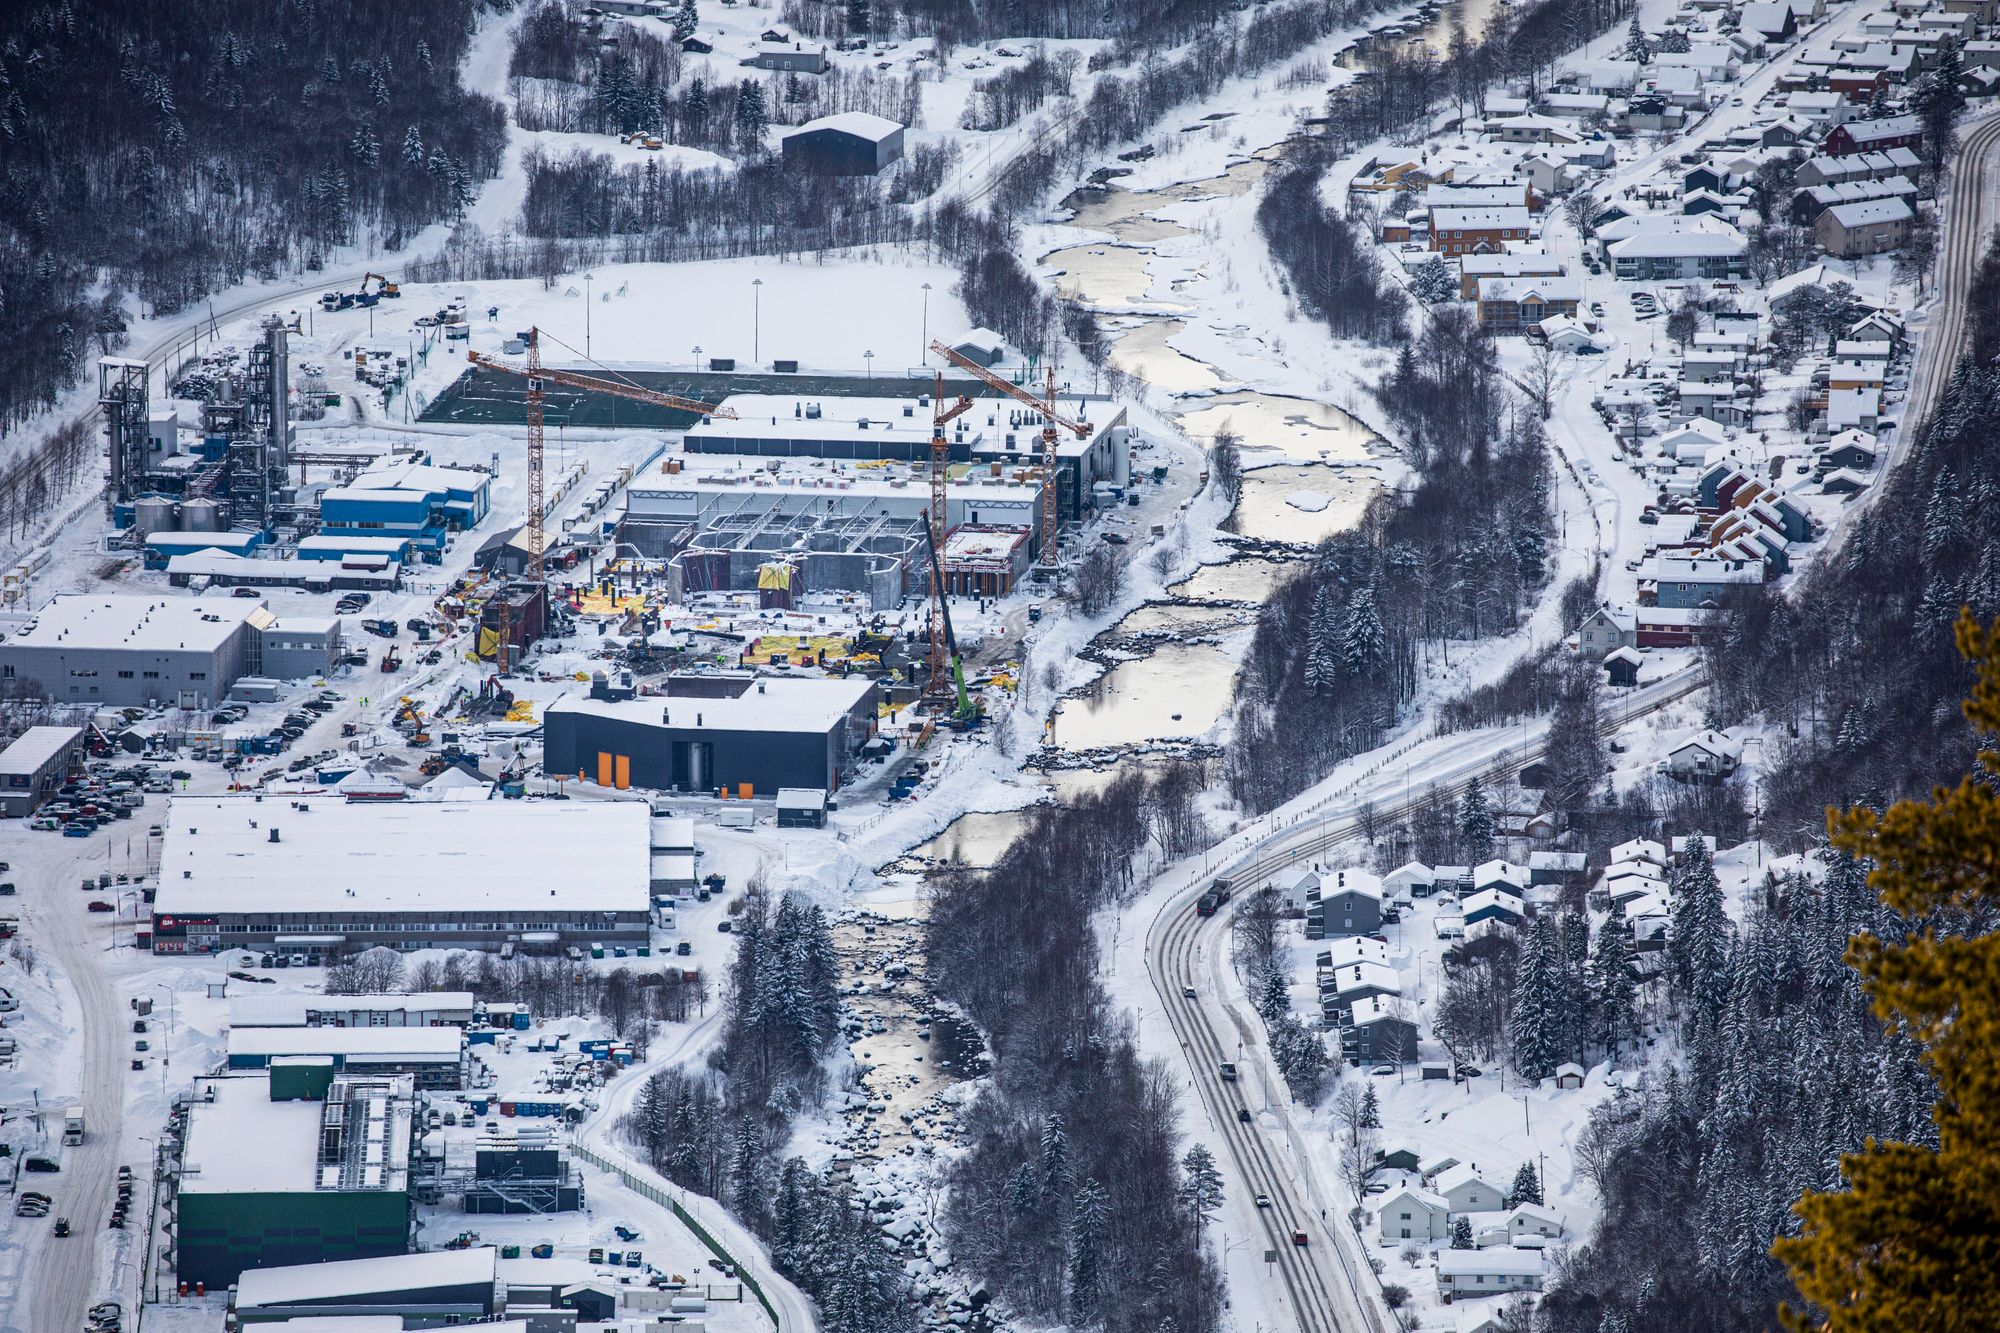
[{"x1": 782, "y1": 112, "x2": 906, "y2": 175}]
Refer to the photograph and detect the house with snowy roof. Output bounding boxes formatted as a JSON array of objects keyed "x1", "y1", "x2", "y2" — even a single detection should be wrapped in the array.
[
  {"x1": 1308, "y1": 867, "x2": 1385, "y2": 938},
  {"x1": 1379, "y1": 1186, "x2": 1451, "y2": 1242},
  {"x1": 1273, "y1": 865, "x2": 1321, "y2": 912},
  {"x1": 1612, "y1": 836, "x2": 1667, "y2": 868},
  {"x1": 1434, "y1": 1163, "x2": 1509, "y2": 1215},
  {"x1": 1385, "y1": 861, "x2": 1438, "y2": 899},
  {"x1": 1666, "y1": 729, "x2": 1744, "y2": 780},
  {"x1": 1462, "y1": 885, "x2": 1528, "y2": 931},
  {"x1": 1508, "y1": 1201, "x2": 1567, "y2": 1241}
]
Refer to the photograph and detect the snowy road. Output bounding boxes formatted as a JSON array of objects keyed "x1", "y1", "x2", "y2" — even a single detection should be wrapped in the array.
[{"x1": 10, "y1": 839, "x2": 143, "y2": 1333}]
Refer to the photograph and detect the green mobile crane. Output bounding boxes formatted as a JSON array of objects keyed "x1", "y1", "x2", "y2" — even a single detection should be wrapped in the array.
[{"x1": 921, "y1": 512, "x2": 982, "y2": 725}]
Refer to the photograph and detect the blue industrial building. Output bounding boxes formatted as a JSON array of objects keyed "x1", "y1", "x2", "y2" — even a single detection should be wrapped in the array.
[
  {"x1": 142, "y1": 530, "x2": 265, "y2": 569},
  {"x1": 318, "y1": 462, "x2": 490, "y2": 554},
  {"x1": 295, "y1": 534, "x2": 416, "y2": 563}
]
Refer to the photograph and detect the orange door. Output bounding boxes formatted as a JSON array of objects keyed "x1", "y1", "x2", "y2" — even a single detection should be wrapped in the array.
[
  {"x1": 597, "y1": 752, "x2": 612, "y2": 786},
  {"x1": 614, "y1": 755, "x2": 630, "y2": 790}
]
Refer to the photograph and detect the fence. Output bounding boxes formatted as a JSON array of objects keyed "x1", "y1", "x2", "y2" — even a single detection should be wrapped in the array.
[{"x1": 571, "y1": 1139, "x2": 782, "y2": 1330}]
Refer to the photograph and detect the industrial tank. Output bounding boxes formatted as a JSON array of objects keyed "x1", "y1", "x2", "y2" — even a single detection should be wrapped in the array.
[
  {"x1": 180, "y1": 497, "x2": 223, "y2": 532},
  {"x1": 132, "y1": 496, "x2": 178, "y2": 538}
]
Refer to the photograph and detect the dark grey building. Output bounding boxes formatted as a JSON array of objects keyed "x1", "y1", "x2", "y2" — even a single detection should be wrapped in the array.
[
  {"x1": 781, "y1": 112, "x2": 905, "y2": 174},
  {"x1": 0, "y1": 725, "x2": 86, "y2": 817},
  {"x1": 252, "y1": 615, "x2": 344, "y2": 680},
  {"x1": 544, "y1": 674, "x2": 879, "y2": 795}
]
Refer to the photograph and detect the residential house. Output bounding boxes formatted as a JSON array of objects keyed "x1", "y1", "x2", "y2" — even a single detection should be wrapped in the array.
[
  {"x1": 1432, "y1": 864, "x2": 1474, "y2": 895},
  {"x1": 1462, "y1": 886, "x2": 1527, "y2": 930},
  {"x1": 1473, "y1": 860, "x2": 1531, "y2": 896},
  {"x1": 1434, "y1": 1164, "x2": 1509, "y2": 1215},
  {"x1": 1379, "y1": 1187, "x2": 1451, "y2": 1242},
  {"x1": 1378, "y1": 1141, "x2": 1425, "y2": 1171},
  {"x1": 1794, "y1": 147, "x2": 1923, "y2": 187},
  {"x1": 1542, "y1": 313, "x2": 1605, "y2": 351},
  {"x1": 1477, "y1": 274, "x2": 1582, "y2": 331},
  {"x1": 1322, "y1": 960, "x2": 1403, "y2": 1023},
  {"x1": 1816, "y1": 197, "x2": 1914, "y2": 256},
  {"x1": 1667, "y1": 729, "x2": 1744, "y2": 779},
  {"x1": 742, "y1": 45, "x2": 830, "y2": 74},
  {"x1": 1509, "y1": 1201, "x2": 1567, "y2": 1241},
  {"x1": 1678, "y1": 380, "x2": 1752, "y2": 428},
  {"x1": 1431, "y1": 206, "x2": 1533, "y2": 255},
  {"x1": 1274, "y1": 865, "x2": 1320, "y2": 913},
  {"x1": 1487, "y1": 113, "x2": 1582, "y2": 144},
  {"x1": 1648, "y1": 555, "x2": 1764, "y2": 607},
  {"x1": 1437, "y1": 1248, "x2": 1547, "y2": 1298},
  {"x1": 1828, "y1": 386, "x2": 1883, "y2": 432},
  {"x1": 1459, "y1": 252, "x2": 1567, "y2": 300},
  {"x1": 1309, "y1": 867, "x2": 1385, "y2": 938},
  {"x1": 1551, "y1": 1063, "x2": 1587, "y2": 1092},
  {"x1": 1528, "y1": 851, "x2": 1589, "y2": 885},
  {"x1": 1320, "y1": 936, "x2": 1392, "y2": 970},
  {"x1": 1823, "y1": 114, "x2": 1923, "y2": 155},
  {"x1": 1740, "y1": 2, "x2": 1799, "y2": 41},
  {"x1": 1385, "y1": 861, "x2": 1437, "y2": 899},
  {"x1": 1822, "y1": 466, "x2": 1873, "y2": 494},
  {"x1": 1347, "y1": 995, "x2": 1418, "y2": 1061},
  {"x1": 1791, "y1": 174, "x2": 1918, "y2": 226},
  {"x1": 1604, "y1": 866, "x2": 1666, "y2": 906},
  {"x1": 1819, "y1": 429, "x2": 1879, "y2": 472},
  {"x1": 1604, "y1": 216, "x2": 1747, "y2": 280},
  {"x1": 1613, "y1": 837, "x2": 1668, "y2": 869}
]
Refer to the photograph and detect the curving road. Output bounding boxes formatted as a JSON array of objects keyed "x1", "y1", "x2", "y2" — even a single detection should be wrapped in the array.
[{"x1": 1145, "y1": 670, "x2": 1704, "y2": 1331}]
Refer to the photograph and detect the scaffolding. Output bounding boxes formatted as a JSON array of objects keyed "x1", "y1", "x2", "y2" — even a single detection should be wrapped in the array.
[{"x1": 227, "y1": 317, "x2": 293, "y2": 530}]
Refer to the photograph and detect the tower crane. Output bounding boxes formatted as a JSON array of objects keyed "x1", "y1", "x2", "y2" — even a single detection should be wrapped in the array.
[
  {"x1": 924, "y1": 374, "x2": 974, "y2": 707},
  {"x1": 464, "y1": 328, "x2": 737, "y2": 665},
  {"x1": 928, "y1": 342, "x2": 1089, "y2": 574}
]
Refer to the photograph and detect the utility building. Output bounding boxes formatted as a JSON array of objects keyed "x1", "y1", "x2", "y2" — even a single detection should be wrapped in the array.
[
  {"x1": 174, "y1": 1068, "x2": 415, "y2": 1289},
  {"x1": 0, "y1": 725, "x2": 86, "y2": 817},
  {"x1": 150, "y1": 796, "x2": 652, "y2": 955},
  {"x1": 0, "y1": 595, "x2": 263, "y2": 708},
  {"x1": 781, "y1": 112, "x2": 905, "y2": 173},
  {"x1": 545, "y1": 674, "x2": 879, "y2": 794}
]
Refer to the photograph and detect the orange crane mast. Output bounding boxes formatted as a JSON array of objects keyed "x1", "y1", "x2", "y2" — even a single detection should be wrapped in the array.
[{"x1": 928, "y1": 342, "x2": 1088, "y2": 573}]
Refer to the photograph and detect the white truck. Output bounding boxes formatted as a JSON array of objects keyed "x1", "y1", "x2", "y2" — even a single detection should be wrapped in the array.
[{"x1": 63, "y1": 1106, "x2": 84, "y2": 1146}]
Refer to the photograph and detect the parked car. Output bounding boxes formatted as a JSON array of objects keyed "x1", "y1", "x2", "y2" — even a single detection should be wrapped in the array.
[{"x1": 86, "y1": 900, "x2": 114, "y2": 913}]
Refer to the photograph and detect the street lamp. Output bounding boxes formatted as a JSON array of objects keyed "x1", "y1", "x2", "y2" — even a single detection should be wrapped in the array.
[
  {"x1": 584, "y1": 272, "x2": 594, "y2": 360},
  {"x1": 920, "y1": 281, "x2": 931, "y2": 364},
  {"x1": 864, "y1": 348, "x2": 875, "y2": 382},
  {"x1": 751, "y1": 278, "x2": 763, "y2": 366},
  {"x1": 693, "y1": 344, "x2": 702, "y2": 373}
]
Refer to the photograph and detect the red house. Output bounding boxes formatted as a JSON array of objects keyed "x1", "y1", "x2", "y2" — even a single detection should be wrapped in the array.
[{"x1": 1822, "y1": 114, "x2": 1923, "y2": 157}]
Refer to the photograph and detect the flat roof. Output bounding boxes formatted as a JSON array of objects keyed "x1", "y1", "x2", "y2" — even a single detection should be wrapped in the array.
[
  {"x1": 230, "y1": 991, "x2": 476, "y2": 1027},
  {"x1": 297, "y1": 535, "x2": 414, "y2": 554},
  {"x1": 8, "y1": 594, "x2": 260, "y2": 653},
  {"x1": 236, "y1": 1247, "x2": 497, "y2": 1310},
  {"x1": 547, "y1": 675, "x2": 875, "y2": 736},
  {"x1": 228, "y1": 1026, "x2": 464, "y2": 1059},
  {"x1": 0, "y1": 725, "x2": 83, "y2": 776},
  {"x1": 182, "y1": 1074, "x2": 412, "y2": 1197},
  {"x1": 685, "y1": 391, "x2": 1119, "y2": 454},
  {"x1": 153, "y1": 796, "x2": 651, "y2": 918}
]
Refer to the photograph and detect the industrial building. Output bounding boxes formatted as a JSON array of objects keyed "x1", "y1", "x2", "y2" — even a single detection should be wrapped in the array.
[
  {"x1": 254, "y1": 615, "x2": 344, "y2": 680},
  {"x1": 231, "y1": 1248, "x2": 500, "y2": 1326},
  {"x1": 225, "y1": 1027, "x2": 469, "y2": 1089},
  {"x1": 544, "y1": 673, "x2": 879, "y2": 794},
  {"x1": 0, "y1": 725, "x2": 86, "y2": 817},
  {"x1": 318, "y1": 459, "x2": 491, "y2": 555},
  {"x1": 679, "y1": 391, "x2": 1129, "y2": 525},
  {"x1": 229, "y1": 992, "x2": 478, "y2": 1029},
  {"x1": 0, "y1": 594, "x2": 263, "y2": 708},
  {"x1": 454, "y1": 1124, "x2": 583, "y2": 1214},
  {"x1": 174, "y1": 1067, "x2": 415, "y2": 1288},
  {"x1": 150, "y1": 796, "x2": 653, "y2": 955},
  {"x1": 164, "y1": 549, "x2": 403, "y2": 593},
  {"x1": 104, "y1": 315, "x2": 294, "y2": 533},
  {"x1": 781, "y1": 111, "x2": 906, "y2": 174}
]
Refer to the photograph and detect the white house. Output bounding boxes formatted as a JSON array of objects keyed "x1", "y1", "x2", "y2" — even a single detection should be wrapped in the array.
[
  {"x1": 1321, "y1": 936, "x2": 1392, "y2": 969},
  {"x1": 1436, "y1": 1247, "x2": 1547, "y2": 1297},
  {"x1": 1666, "y1": 729, "x2": 1744, "y2": 779},
  {"x1": 1385, "y1": 861, "x2": 1437, "y2": 899},
  {"x1": 1473, "y1": 860, "x2": 1531, "y2": 895},
  {"x1": 1611, "y1": 837, "x2": 1667, "y2": 869},
  {"x1": 1508, "y1": 1201, "x2": 1566, "y2": 1242},
  {"x1": 1274, "y1": 865, "x2": 1321, "y2": 912},
  {"x1": 1379, "y1": 1186, "x2": 1451, "y2": 1242},
  {"x1": 1604, "y1": 868, "x2": 1665, "y2": 905},
  {"x1": 1434, "y1": 1163, "x2": 1509, "y2": 1215}
]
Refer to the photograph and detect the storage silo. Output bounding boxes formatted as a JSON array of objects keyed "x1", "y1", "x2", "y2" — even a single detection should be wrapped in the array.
[
  {"x1": 180, "y1": 497, "x2": 224, "y2": 532},
  {"x1": 132, "y1": 496, "x2": 179, "y2": 538}
]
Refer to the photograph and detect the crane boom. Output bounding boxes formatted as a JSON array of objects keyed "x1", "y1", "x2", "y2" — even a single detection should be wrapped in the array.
[
  {"x1": 466, "y1": 351, "x2": 738, "y2": 419},
  {"x1": 929, "y1": 342, "x2": 1088, "y2": 572},
  {"x1": 924, "y1": 375, "x2": 975, "y2": 705}
]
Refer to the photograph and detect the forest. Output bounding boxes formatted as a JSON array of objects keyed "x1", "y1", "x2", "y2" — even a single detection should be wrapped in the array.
[
  {"x1": 0, "y1": 0, "x2": 506, "y2": 437},
  {"x1": 927, "y1": 771, "x2": 1225, "y2": 1333}
]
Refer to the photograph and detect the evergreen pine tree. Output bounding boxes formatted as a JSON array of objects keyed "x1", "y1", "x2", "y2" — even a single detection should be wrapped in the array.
[
  {"x1": 1258, "y1": 970, "x2": 1291, "y2": 1028},
  {"x1": 1066, "y1": 1177, "x2": 1109, "y2": 1324},
  {"x1": 736, "y1": 80, "x2": 769, "y2": 144},
  {"x1": 1360, "y1": 1083, "x2": 1380, "y2": 1129},
  {"x1": 1179, "y1": 1145, "x2": 1225, "y2": 1239},
  {"x1": 675, "y1": 0, "x2": 699, "y2": 42},
  {"x1": 1510, "y1": 917, "x2": 1564, "y2": 1081},
  {"x1": 1339, "y1": 583, "x2": 1386, "y2": 679},
  {"x1": 1590, "y1": 918, "x2": 1638, "y2": 1055},
  {"x1": 1669, "y1": 836, "x2": 1731, "y2": 1023},
  {"x1": 1510, "y1": 1160, "x2": 1543, "y2": 1207},
  {"x1": 1411, "y1": 255, "x2": 1457, "y2": 304},
  {"x1": 1451, "y1": 1215, "x2": 1475, "y2": 1249},
  {"x1": 1625, "y1": 16, "x2": 1650, "y2": 63},
  {"x1": 1457, "y1": 774, "x2": 1494, "y2": 861},
  {"x1": 1040, "y1": 1113, "x2": 1072, "y2": 1206},
  {"x1": 402, "y1": 125, "x2": 424, "y2": 166}
]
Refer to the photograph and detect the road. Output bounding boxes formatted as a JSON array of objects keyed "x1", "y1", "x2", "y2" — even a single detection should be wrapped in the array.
[
  {"x1": 10, "y1": 833, "x2": 155, "y2": 1333},
  {"x1": 1144, "y1": 670, "x2": 1703, "y2": 1332}
]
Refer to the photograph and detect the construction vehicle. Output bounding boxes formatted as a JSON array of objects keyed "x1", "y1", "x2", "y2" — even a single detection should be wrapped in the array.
[
  {"x1": 362, "y1": 273, "x2": 400, "y2": 299},
  {"x1": 920, "y1": 512, "x2": 980, "y2": 724},
  {"x1": 929, "y1": 342, "x2": 1091, "y2": 574},
  {"x1": 467, "y1": 329, "x2": 736, "y2": 665}
]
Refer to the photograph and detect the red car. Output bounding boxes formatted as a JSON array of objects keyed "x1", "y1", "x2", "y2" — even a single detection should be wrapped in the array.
[{"x1": 86, "y1": 900, "x2": 115, "y2": 913}]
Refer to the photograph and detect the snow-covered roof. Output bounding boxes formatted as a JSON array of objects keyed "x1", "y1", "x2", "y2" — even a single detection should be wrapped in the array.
[
  {"x1": 1433, "y1": 206, "x2": 1532, "y2": 231},
  {"x1": 0, "y1": 725, "x2": 83, "y2": 777},
  {"x1": 1348, "y1": 994, "x2": 1410, "y2": 1027},
  {"x1": 546, "y1": 675, "x2": 875, "y2": 736},
  {"x1": 10, "y1": 594, "x2": 261, "y2": 653},
  {"x1": 1608, "y1": 228, "x2": 1747, "y2": 258},
  {"x1": 1463, "y1": 887, "x2": 1526, "y2": 919},
  {"x1": 1510, "y1": 1200, "x2": 1566, "y2": 1226},
  {"x1": 230, "y1": 992, "x2": 475, "y2": 1027},
  {"x1": 236, "y1": 1248, "x2": 499, "y2": 1310},
  {"x1": 1823, "y1": 197, "x2": 1913, "y2": 227},
  {"x1": 181, "y1": 1072, "x2": 412, "y2": 1197},
  {"x1": 786, "y1": 111, "x2": 903, "y2": 142},
  {"x1": 226, "y1": 1026, "x2": 464, "y2": 1062},
  {"x1": 1432, "y1": 1162, "x2": 1500, "y2": 1197},
  {"x1": 1604, "y1": 646, "x2": 1645, "y2": 666},
  {"x1": 1613, "y1": 836, "x2": 1666, "y2": 864},
  {"x1": 1324, "y1": 867, "x2": 1384, "y2": 900},
  {"x1": 1328, "y1": 961, "x2": 1402, "y2": 997},
  {"x1": 1478, "y1": 274, "x2": 1584, "y2": 303},
  {"x1": 1671, "y1": 728, "x2": 1744, "y2": 761},
  {"x1": 776, "y1": 787, "x2": 828, "y2": 810},
  {"x1": 153, "y1": 796, "x2": 651, "y2": 918},
  {"x1": 1321, "y1": 936, "x2": 1391, "y2": 968},
  {"x1": 1381, "y1": 1185, "x2": 1448, "y2": 1211},
  {"x1": 1384, "y1": 860, "x2": 1435, "y2": 886},
  {"x1": 1437, "y1": 1248, "x2": 1547, "y2": 1278}
]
